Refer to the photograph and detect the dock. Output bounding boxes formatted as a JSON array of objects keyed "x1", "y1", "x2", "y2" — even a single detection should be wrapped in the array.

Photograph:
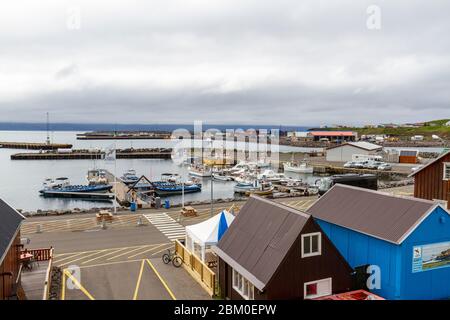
[
  {"x1": 103, "y1": 170, "x2": 150, "y2": 207},
  {"x1": 10, "y1": 148, "x2": 173, "y2": 160},
  {"x1": 40, "y1": 191, "x2": 115, "y2": 200},
  {"x1": 0, "y1": 141, "x2": 73, "y2": 150}
]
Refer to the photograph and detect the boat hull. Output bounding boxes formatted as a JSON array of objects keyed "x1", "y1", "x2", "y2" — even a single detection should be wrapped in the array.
[
  {"x1": 154, "y1": 186, "x2": 202, "y2": 196},
  {"x1": 283, "y1": 164, "x2": 314, "y2": 174},
  {"x1": 188, "y1": 171, "x2": 212, "y2": 177}
]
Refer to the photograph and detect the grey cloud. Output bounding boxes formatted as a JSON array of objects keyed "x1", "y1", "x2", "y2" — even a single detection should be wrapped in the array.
[{"x1": 0, "y1": 0, "x2": 449, "y2": 125}]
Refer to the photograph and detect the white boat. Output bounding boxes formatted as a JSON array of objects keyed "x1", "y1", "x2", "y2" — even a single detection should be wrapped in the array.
[
  {"x1": 212, "y1": 172, "x2": 234, "y2": 181},
  {"x1": 120, "y1": 169, "x2": 139, "y2": 184},
  {"x1": 188, "y1": 165, "x2": 212, "y2": 177},
  {"x1": 234, "y1": 181, "x2": 259, "y2": 194},
  {"x1": 283, "y1": 161, "x2": 314, "y2": 174},
  {"x1": 86, "y1": 169, "x2": 108, "y2": 186},
  {"x1": 43, "y1": 177, "x2": 71, "y2": 189},
  {"x1": 257, "y1": 170, "x2": 286, "y2": 182}
]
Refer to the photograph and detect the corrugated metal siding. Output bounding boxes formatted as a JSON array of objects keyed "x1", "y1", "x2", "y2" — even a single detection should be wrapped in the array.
[
  {"x1": 414, "y1": 153, "x2": 450, "y2": 208},
  {"x1": 265, "y1": 219, "x2": 353, "y2": 299},
  {"x1": 216, "y1": 196, "x2": 309, "y2": 288},
  {"x1": 307, "y1": 185, "x2": 436, "y2": 244}
]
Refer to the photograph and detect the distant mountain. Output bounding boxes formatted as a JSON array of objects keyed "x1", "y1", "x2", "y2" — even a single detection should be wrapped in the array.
[{"x1": 0, "y1": 122, "x2": 311, "y2": 133}]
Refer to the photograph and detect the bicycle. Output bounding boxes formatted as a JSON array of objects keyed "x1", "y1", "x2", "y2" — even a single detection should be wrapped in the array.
[{"x1": 162, "y1": 249, "x2": 183, "y2": 268}]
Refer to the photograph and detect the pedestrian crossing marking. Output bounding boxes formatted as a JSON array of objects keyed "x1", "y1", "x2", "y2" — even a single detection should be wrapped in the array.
[{"x1": 144, "y1": 213, "x2": 186, "y2": 242}]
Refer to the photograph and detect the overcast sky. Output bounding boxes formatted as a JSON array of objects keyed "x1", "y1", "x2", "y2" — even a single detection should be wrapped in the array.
[{"x1": 0, "y1": 1, "x2": 449, "y2": 126}]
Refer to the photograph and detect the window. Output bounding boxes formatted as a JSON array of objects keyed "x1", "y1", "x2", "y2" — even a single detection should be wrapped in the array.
[
  {"x1": 232, "y1": 268, "x2": 255, "y2": 300},
  {"x1": 304, "y1": 278, "x2": 332, "y2": 299},
  {"x1": 301, "y1": 232, "x2": 322, "y2": 258},
  {"x1": 444, "y1": 163, "x2": 450, "y2": 181}
]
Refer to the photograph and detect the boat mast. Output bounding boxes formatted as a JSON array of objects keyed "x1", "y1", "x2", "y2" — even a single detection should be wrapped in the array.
[{"x1": 46, "y1": 112, "x2": 51, "y2": 145}]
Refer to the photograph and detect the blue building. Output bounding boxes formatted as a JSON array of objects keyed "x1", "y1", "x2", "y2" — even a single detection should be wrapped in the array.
[{"x1": 307, "y1": 184, "x2": 450, "y2": 300}]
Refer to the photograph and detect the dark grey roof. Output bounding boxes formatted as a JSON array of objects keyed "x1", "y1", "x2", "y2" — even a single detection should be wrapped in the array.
[
  {"x1": 0, "y1": 198, "x2": 25, "y2": 264},
  {"x1": 214, "y1": 195, "x2": 310, "y2": 291},
  {"x1": 307, "y1": 184, "x2": 440, "y2": 244}
]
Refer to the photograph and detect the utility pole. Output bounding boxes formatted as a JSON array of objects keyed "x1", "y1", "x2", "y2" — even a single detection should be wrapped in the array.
[{"x1": 210, "y1": 173, "x2": 214, "y2": 217}]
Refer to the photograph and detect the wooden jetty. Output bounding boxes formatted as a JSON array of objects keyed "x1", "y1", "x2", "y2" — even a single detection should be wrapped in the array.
[
  {"x1": 103, "y1": 170, "x2": 149, "y2": 207},
  {"x1": 0, "y1": 141, "x2": 73, "y2": 150},
  {"x1": 10, "y1": 148, "x2": 172, "y2": 160}
]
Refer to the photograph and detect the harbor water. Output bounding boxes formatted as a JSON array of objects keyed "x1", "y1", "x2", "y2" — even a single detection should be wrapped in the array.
[{"x1": 0, "y1": 131, "x2": 319, "y2": 211}]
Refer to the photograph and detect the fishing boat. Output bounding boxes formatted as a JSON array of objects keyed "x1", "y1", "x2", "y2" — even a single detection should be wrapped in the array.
[
  {"x1": 188, "y1": 164, "x2": 212, "y2": 177},
  {"x1": 283, "y1": 161, "x2": 314, "y2": 174},
  {"x1": 120, "y1": 169, "x2": 139, "y2": 184},
  {"x1": 234, "y1": 180, "x2": 259, "y2": 194},
  {"x1": 212, "y1": 174, "x2": 233, "y2": 181},
  {"x1": 257, "y1": 170, "x2": 286, "y2": 182},
  {"x1": 245, "y1": 182, "x2": 274, "y2": 196},
  {"x1": 86, "y1": 169, "x2": 108, "y2": 186},
  {"x1": 212, "y1": 169, "x2": 234, "y2": 181}
]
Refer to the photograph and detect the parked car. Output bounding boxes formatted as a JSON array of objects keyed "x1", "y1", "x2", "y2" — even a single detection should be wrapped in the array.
[
  {"x1": 365, "y1": 161, "x2": 384, "y2": 169},
  {"x1": 344, "y1": 161, "x2": 358, "y2": 168},
  {"x1": 353, "y1": 161, "x2": 368, "y2": 169},
  {"x1": 378, "y1": 163, "x2": 392, "y2": 171}
]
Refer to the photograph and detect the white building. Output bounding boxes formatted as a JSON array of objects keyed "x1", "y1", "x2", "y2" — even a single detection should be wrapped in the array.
[{"x1": 326, "y1": 141, "x2": 383, "y2": 162}]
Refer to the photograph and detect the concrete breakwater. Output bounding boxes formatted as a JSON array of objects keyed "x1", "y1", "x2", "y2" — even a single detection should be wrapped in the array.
[
  {"x1": 11, "y1": 148, "x2": 173, "y2": 160},
  {"x1": 0, "y1": 141, "x2": 73, "y2": 150}
]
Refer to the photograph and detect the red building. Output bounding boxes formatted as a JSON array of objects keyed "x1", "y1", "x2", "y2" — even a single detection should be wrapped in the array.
[
  {"x1": 0, "y1": 198, "x2": 25, "y2": 300},
  {"x1": 409, "y1": 150, "x2": 450, "y2": 209}
]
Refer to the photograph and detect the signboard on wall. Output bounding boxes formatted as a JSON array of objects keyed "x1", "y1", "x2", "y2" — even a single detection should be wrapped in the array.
[{"x1": 412, "y1": 241, "x2": 450, "y2": 273}]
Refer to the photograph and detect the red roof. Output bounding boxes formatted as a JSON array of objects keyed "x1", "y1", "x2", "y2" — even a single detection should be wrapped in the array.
[
  {"x1": 309, "y1": 131, "x2": 356, "y2": 137},
  {"x1": 314, "y1": 290, "x2": 385, "y2": 300}
]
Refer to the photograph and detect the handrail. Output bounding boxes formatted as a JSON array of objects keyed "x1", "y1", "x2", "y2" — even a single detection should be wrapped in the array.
[
  {"x1": 42, "y1": 248, "x2": 54, "y2": 300},
  {"x1": 22, "y1": 248, "x2": 53, "y2": 261}
]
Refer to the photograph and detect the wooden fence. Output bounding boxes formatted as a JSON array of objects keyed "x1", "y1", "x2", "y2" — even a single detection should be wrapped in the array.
[
  {"x1": 174, "y1": 240, "x2": 216, "y2": 296},
  {"x1": 25, "y1": 248, "x2": 53, "y2": 261}
]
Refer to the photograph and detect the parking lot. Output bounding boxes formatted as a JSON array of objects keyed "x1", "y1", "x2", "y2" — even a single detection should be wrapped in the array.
[
  {"x1": 20, "y1": 197, "x2": 336, "y2": 300},
  {"x1": 61, "y1": 257, "x2": 210, "y2": 300}
]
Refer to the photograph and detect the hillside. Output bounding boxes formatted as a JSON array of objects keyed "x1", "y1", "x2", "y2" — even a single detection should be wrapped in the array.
[{"x1": 327, "y1": 119, "x2": 450, "y2": 140}]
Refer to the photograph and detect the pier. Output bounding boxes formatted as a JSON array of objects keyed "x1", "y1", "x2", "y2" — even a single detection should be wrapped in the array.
[
  {"x1": 76, "y1": 131, "x2": 172, "y2": 140},
  {"x1": 0, "y1": 141, "x2": 73, "y2": 150},
  {"x1": 10, "y1": 148, "x2": 173, "y2": 160},
  {"x1": 103, "y1": 170, "x2": 150, "y2": 207}
]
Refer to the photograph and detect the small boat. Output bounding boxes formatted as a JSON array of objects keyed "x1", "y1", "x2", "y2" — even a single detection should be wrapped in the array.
[
  {"x1": 234, "y1": 180, "x2": 259, "y2": 194},
  {"x1": 151, "y1": 181, "x2": 202, "y2": 196},
  {"x1": 120, "y1": 169, "x2": 139, "y2": 184},
  {"x1": 245, "y1": 182, "x2": 274, "y2": 196},
  {"x1": 212, "y1": 174, "x2": 233, "y2": 181},
  {"x1": 188, "y1": 165, "x2": 212, "y2": 177},
  {"x1": 212, "y1": 170, "x2": 234, "y2": 181},
  {"x1": 39, "y1": 178, "x2": 113, "y2": 196},
  {"x1": 257, "y1": 170, "x2": 286, "y2": 182},
  {"x1": 86, "y1": 169, "x2": 108, "y2": 186},
  {"x1": 43, "y1": 177, "x2": 70, "y2": 189},
  {"x1": 283, "y1": 161, "x2": 314, "y2": 174}
]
